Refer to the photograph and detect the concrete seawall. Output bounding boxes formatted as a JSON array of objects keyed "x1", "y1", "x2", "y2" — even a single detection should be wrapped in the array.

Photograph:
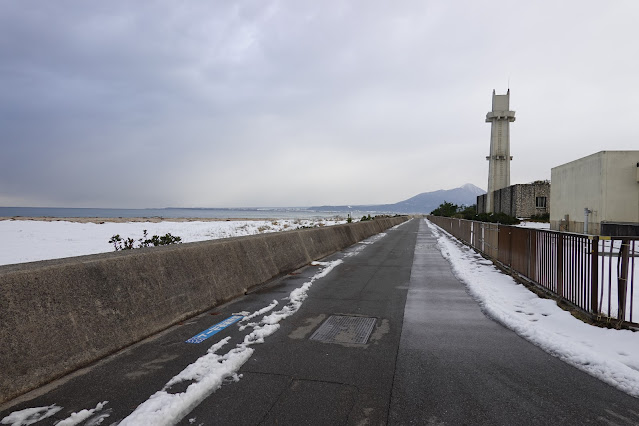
[{"x1": 0, "y1": 217, "x2": 407, "y2": 404}]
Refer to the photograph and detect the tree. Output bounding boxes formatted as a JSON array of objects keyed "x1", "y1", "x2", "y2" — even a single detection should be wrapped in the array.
[
  {"x1": 457, "y1": 204, "x2": 477, "y2": 220},
  {"x1": 430, "y1": 201, "x2": 459, "y2": 217},
  {"x1": 430, "y1": 202, "x2": 520, "y2": 224}
]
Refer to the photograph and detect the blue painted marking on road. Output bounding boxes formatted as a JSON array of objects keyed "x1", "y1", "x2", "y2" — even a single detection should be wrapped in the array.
[{"x1": 185, "y1": 315, "x2": 244, "y2": 344}]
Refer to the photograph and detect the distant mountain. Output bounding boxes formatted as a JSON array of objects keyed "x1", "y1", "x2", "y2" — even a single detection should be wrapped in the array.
[
  {"x1": 312, "y1": 184, "x2": 486, "y2": 214},
  {"x1": 460, "y1": 183, "x2": 486, "y2": 196}
]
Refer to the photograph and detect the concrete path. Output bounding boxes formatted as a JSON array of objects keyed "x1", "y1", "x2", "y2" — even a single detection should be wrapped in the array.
[
  {"x1": 389, "y1": 220, "x2": 639, "y2": 425},
  {"x1": 1, "y1": 218, "x2": 638, "y2": 425}
]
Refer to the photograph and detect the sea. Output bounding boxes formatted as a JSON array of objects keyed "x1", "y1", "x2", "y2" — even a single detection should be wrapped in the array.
[{"x1": 0, "y1": 206, "x2": 381, "y2": 220}]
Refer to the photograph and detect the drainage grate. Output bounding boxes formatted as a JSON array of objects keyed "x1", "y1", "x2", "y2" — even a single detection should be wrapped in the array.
[{"x1": 310, "y1": 315, "x2": 376, "y2": 344}]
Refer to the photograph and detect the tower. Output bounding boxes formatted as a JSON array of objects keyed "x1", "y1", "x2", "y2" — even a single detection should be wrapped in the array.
[{"x1": 485, "y1": 89, "x2": 516, "y2": 213}]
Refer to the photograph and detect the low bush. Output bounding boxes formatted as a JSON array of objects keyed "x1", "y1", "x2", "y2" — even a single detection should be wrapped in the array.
[
  {"x1": 474, "y1": 212, "x2": 520, "y2": 225},
  {"x1": 528, "y1": 213, "x2": 550, "y2": 222},
  {"x1": 109, "y1": 230, "x2": 182, "y2": 251}
]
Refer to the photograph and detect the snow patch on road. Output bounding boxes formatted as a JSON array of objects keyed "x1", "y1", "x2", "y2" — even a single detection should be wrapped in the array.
[
  {"x1": 237, "y1": 299, "x2": 279, "y2": 330},
  {"x1": 118, "y1": 259, "x2": 343, "y2": 425},
  {"x1": 357, "y1": 233, "x2": 386, "y2": 245},
  {"x1": 55, "y1": 402, "x2": 108, "y2": 426},
  {"x1": 1, "y1": 405, "x2": 61, "y2": 426},
  {"x1": 2, "y1": 225, "x2": 389, "y2": 424},
  {"x1": 391, "y1": 220, "x2": 410, "y2": 230}
]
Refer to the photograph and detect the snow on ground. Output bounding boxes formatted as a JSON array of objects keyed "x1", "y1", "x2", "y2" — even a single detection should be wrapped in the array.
[
  {"x1": 55, "y1": 402, "x2": 109, "y2": 426},
  {"x1": 516, "y1": 221, "x2": 550, "y2": 229},
  {"x1": 590, "y1": 239, "x2": 639, "y2": 322},
  {"x1": 0, "y1": 405, "x2": 61, "y2": 426},
  {"x1": 427, "y1": 219, "x2": 639, "y2": 398},
  {"x1": 1, "y1": 227, "x2": 389, "y2": 426},
  {"x1": 0, "y1": 218, "x2": 346, "y2": 266},
  {"x1": 2, "y1": 401, "x2": 110, "y2": 426},
  {"x1": 118, "y1": 259, "x2": 343, "y2": 426},
  {"x1": 493, "y1": 219, "x2": 636, "y2": 322}
]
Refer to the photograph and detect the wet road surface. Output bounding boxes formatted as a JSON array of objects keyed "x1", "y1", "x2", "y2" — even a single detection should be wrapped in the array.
[
  {"x1": 1, "y1": 218, "x2": 638, "y2": 425},
  {"x1": 389, "y1": 220, "x2": 639, "y2": 425}
]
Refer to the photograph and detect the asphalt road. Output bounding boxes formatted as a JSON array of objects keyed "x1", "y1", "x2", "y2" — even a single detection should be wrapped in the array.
[
  {"x1": 389, "y1": 220, "x2": 639, "y2": 425},
  {"x1": 1, "y1": 218, "x2": 638, "y2": 425}
]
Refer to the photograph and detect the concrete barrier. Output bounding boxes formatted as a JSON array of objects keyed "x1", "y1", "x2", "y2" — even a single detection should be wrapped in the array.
[{"x1": 0, "y1": 217, "x2": 407, "y2": 404}]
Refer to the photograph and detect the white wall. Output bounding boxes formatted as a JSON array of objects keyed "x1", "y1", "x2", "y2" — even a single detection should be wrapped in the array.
[
  {"x1": 603, "y1": 152, "x2": 639, "y2": 223},
  {"x1": 550, "y1": 151, "x2": 639, "y2": 233}
]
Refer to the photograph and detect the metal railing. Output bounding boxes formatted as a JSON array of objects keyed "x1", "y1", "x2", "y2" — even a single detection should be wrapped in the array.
[{"x1": 427, "y1": 216, "x2": 637, "y2": 327}]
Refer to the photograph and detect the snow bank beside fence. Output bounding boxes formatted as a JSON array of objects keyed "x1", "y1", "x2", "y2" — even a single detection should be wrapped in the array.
[{"x1": 427, "y1": 219, "x2": 639, "y2": 398}]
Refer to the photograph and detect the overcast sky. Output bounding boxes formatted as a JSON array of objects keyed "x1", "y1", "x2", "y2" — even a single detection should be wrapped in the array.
[{"x1": 1, "y1": 1, "x2": 638, "y2": 208}]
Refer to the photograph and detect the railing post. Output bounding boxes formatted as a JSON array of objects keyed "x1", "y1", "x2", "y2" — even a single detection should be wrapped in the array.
[
  {"x1": 618, "y1": 239, "x2": 630, "y2": 321},
  {"x1": 530, "y1": 230, "x2": 537, "y2": 282},
  {"x1": 526, "y1": 229, "x2": 532, "y2": 278},
  {"x1": 591, "y1": 236, "x2": 599, "y2": 315},
  {"x1": 508, "y1": 228, "x2": 513, "y2": 267},
  {"x1": 471, "y1": 221, "x2": 475, "y2": 249},
  {"x1": 557, "y1": 234, "x2": 564, "y2": 298}
]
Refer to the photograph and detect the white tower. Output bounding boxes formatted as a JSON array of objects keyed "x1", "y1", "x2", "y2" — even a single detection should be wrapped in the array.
[{"x1": 485, "y1": 89, "x2": 515, "y2": 213}]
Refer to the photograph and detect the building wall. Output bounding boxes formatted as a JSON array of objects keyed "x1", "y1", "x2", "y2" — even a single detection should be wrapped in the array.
[
  {"x1": 514, "y1": 182, "x2": 550, "y2": 218},
  {"x1": 493, "y1": 186, "x2": 511, "y2": 216},
  {"x1": 486, "y1": 182, "x2": 550, "y2": 218},
  {"x1": 602, "y1": 152, "x2": 639, "y2": 224},
  {"x1": 477, "y1": 194, "x2": 487, "y2": 213},
  {"x1": 550, "y1": 151, "x2": 639, "y2": 234}
]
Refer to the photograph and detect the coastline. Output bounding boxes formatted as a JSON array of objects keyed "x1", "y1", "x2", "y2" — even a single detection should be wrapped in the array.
[{"x1": 0, "y1": 216, "x2": 280, "y2": 224}]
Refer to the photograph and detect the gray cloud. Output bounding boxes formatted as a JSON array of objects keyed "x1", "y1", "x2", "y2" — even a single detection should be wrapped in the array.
[{"x1": 1, "y1": 1, "x2": 638, "y2": 207}]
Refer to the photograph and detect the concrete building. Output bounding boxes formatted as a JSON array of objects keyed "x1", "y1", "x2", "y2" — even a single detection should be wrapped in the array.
[
  {"x1": 550, "y1": 151, "x2": 639, "y2": 236},
  {"x1": 477, "y1": 181, "x2": 550, "y2": 218},
  {"x1": 485, "y1": 89, "x2": 516, "y2": 213},
  {"x1": 476, "y1": 89, "x2": 552, "y2": 219},
  {"x1": 477, "y1": 89, "x2": 550, "y2": 218}
]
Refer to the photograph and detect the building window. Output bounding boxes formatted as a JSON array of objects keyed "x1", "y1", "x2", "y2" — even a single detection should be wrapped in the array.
[{"x1": 536, "y1": 196, "x2": 547, "y2": 209}]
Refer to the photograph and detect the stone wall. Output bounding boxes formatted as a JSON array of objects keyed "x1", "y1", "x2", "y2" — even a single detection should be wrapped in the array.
[
  {"x1": 484, "y1": 182, "x2": 550, "y2": 218},
  {"x1": 477, "y1": 194, "x2": 487, "y2": 214},
  {"x1": 513, "y1": 182, "x2": 550, "y2": 218}
]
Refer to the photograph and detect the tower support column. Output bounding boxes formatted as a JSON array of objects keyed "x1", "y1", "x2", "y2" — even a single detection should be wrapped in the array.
[{"x1": 485, "y1": 89, "x2": 516, "y2": 213}]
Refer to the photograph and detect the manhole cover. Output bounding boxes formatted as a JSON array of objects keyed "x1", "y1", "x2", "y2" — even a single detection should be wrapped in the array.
[{"x1": 310, "y1": 315, "x2": 376, "y2": 344}]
